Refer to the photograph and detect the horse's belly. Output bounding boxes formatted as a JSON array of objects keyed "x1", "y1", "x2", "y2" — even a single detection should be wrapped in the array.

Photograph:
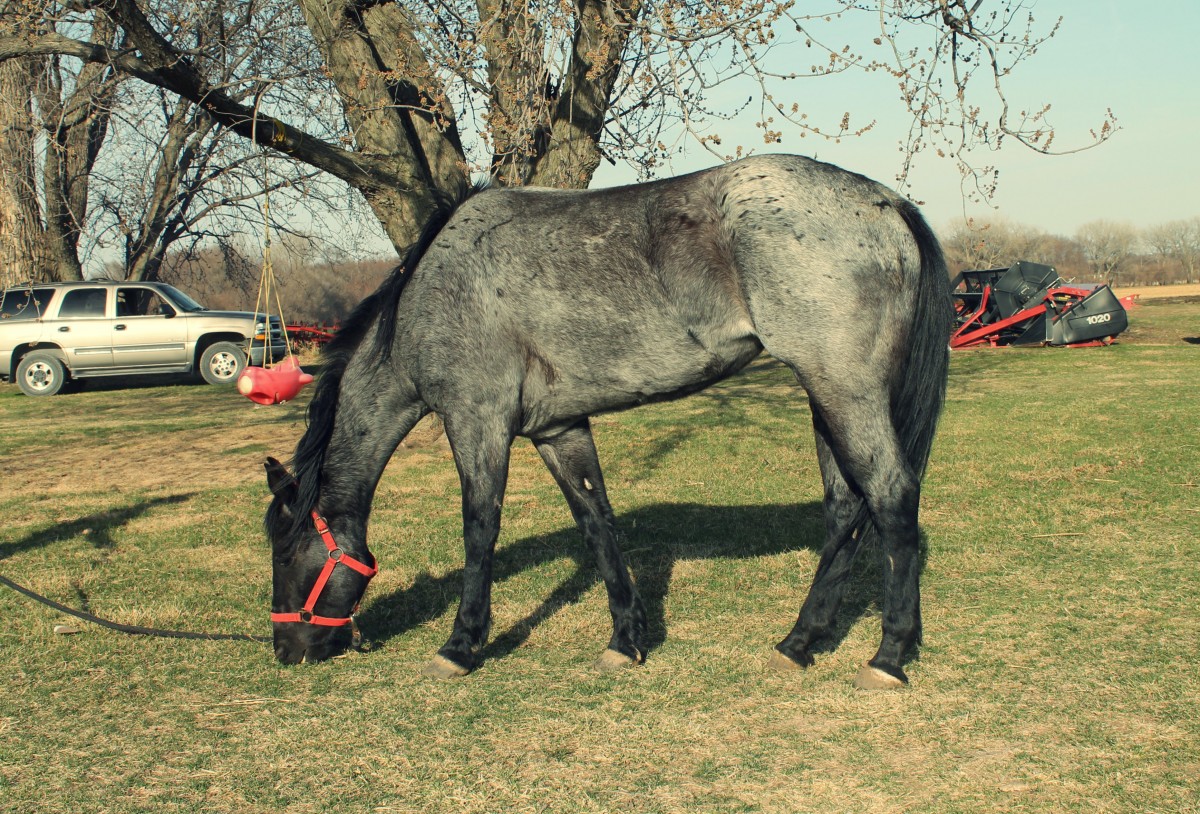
[{"x1": 518, "y1": 330, "x2": 761, "y2": 437}]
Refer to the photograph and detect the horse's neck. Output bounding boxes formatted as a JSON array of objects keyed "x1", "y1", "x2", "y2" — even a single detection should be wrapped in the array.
[{"x1": 317, "y1": 368, "x2": 426, "y2": 529}]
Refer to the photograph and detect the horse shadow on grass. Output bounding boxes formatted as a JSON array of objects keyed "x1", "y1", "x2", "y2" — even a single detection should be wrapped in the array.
[
  {"x1": 0, "y1": 494, "x2": 195, "y2": 561},
  {"x1": 357, "y1": 501, "x2": 929, "y2": 669}
]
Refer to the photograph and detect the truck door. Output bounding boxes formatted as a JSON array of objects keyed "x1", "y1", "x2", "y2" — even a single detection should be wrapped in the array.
[
  {"x1": 112, "y1": 287, "x2": 189, "y2": 369},
  {"x1": 49, "y1": 288, "x2": 114, "y2": 372}
]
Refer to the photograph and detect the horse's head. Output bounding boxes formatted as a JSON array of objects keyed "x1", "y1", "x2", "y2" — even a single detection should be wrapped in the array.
[{"x1": 265, "y1": 457, "x2": 376, "y2": 664}]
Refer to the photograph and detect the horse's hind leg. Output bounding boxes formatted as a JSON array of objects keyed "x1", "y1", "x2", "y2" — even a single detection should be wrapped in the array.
[
  {"x1": 533, "y1": 420, "x2": 646, "y2": 670},
  {"x1": 771, "y1": 409, "x2": 869, "y2": 670},
  {"x1": 778, "y1": 376, "x2": 922, "y2": 688},
  {"x1": 424, "y1": 408, "x2": 516, "y2": 679}
]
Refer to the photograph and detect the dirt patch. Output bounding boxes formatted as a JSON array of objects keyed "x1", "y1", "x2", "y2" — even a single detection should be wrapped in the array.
[
  {"x1": 2, "y1": 398, "x2": 448, "y2": 500},
  {"x1": 3, "y1": 420, "x2": 310, "y2": 496}
]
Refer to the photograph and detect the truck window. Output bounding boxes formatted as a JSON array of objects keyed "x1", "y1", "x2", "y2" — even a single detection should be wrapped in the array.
[
  {"x1": 117, "y1": 288, "x2": 175, "y2": 317},
  {"x1": 0, "y1": 287, "x2": 55, "y2": 321},
  {"x1": 57, "y1": 288, "x2": 109, "y2": 318}
]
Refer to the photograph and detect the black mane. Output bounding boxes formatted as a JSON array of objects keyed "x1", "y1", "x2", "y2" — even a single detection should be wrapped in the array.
[{"x1": 265, "y1": 180, "x2": 486, "y2": 549}]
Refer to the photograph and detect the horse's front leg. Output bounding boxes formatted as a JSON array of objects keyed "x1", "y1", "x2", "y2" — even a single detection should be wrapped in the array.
[
  {"x1": 423, "y1": 411, "x2": 514, "y2": 678},
  {"x1": 534, "y1": 420, "x2": 646, "y2": 671}
]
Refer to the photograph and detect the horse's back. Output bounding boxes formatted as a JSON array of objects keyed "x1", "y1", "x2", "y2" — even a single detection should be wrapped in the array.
[{"x1": 396, "y1": 155, "x2": 936, "y2": 434}]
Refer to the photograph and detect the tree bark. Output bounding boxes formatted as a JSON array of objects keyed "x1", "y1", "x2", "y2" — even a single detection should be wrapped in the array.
[
  {"x1": 293, "y1": 0, "x2": 467, "y2": 246},
  {"x1": 527, "y1": 0, "x2": 640, "y2": 189},
  {"x1": 0, "y1": 55, "x2": 51, "y2": 285}
]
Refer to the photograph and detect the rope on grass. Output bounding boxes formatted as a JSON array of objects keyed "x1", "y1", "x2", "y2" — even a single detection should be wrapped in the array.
[{"x1": 0, "y1": 573, "x2": 270, "y2": 643}]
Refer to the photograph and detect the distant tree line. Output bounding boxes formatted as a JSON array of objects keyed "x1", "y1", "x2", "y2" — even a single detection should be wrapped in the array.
[
  {"x1": 942, "y1": 216, "x2": 1200, "y2": 288},
  {"x1": 148, "y1": 238, "x2": 393, "y2": 325}
]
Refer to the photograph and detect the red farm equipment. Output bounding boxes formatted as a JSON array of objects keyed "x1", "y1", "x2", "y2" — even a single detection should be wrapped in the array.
[
  {"x1": 285, "y1": 322, "x2": 339, "y2": 348},
  {"x1": 950, "y1": 261, "x2": 1131, "y2": 349}
]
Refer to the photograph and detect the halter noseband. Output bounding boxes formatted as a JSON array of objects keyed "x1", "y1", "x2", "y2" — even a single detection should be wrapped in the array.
[{"x1": 270, "y1": 511, "x2": 377, "y2": 628}]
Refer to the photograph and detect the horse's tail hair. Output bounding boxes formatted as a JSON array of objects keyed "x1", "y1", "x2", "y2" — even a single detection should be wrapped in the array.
[
  {"x1": 889, "y1": 197, "x2": 953, "y2": 481},
  {"x1": 837, "y1": 199, "x2": 950, "y2": 560}
]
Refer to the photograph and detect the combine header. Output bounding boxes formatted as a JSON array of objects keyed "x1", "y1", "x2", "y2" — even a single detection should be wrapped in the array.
[{"x1": 950, "y1": 261, "x2": 1129, "y2": 349}]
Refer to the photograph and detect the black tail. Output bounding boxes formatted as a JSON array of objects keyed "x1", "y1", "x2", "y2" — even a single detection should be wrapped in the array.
[
  {"x1": 840, "y1": 199, "x2": 951, "y2": 550},
  {"x1": 890, "y1": 198, "x2": 953, "y2": 480}
]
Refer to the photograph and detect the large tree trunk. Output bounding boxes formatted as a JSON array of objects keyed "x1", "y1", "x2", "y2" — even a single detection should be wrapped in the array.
[
  {"x1": 526, "y1": 0, "x2": 640, "y2": 190},
  {"x1": 34, "y1": 18, "x2": 119, "y2": 281},
  {"x1": 0, "y1": 55, "x2": 53, "y2": 285},
  {"x1": 295, "y1": 0, "x2": 468, "y2": 248},
  {"x1": 0, "y1": 10, "x2": 118, "y2": 283}
]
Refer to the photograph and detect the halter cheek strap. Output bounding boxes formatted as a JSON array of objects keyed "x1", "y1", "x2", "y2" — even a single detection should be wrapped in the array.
[{"x1": 270, "y1": 511, "x2": 377, "y2": 627}]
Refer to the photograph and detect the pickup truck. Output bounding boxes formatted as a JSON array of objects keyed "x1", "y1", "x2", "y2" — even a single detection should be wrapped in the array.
[{"x1": 0, "y1": 280, "x2": 288, "y2": 396}]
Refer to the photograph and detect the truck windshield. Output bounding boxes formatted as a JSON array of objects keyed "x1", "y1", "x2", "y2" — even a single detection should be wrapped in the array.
[{"x1": 158, "y1": 285, "x2": 207, "y2": 312}]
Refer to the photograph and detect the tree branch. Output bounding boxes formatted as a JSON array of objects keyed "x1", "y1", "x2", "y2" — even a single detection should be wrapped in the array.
[{"x1": 1, "y1": 22, "x2": 398, "y2": 196}]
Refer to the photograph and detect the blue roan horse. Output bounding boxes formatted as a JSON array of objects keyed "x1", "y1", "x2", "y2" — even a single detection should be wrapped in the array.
[{"x1": 265, "y1": 154, "x2": 952, "y2": 689}]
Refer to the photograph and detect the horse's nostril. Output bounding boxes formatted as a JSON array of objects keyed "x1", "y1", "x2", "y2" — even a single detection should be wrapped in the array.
[{"x1": 275, "y1": 644, "x2": 302, "y2": 665}]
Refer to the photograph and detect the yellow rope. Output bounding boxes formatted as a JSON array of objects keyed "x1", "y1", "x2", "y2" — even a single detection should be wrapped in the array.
[
  {"x1": 250, "y1": 171, "x2": 295, "y2": 367},
  {"x1": 247, "y1": 92, "x2": 296, "y2": 369}
]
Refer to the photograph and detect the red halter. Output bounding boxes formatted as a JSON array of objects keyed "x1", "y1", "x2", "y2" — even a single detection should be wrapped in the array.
[{"x1": 270, "y1": 511, "x2": 377, "y2": 627}]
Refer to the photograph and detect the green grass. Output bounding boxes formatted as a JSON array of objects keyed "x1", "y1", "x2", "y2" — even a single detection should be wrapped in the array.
[{"x1": 1, "y1": 301, "x2": 1197, "y2": 813}]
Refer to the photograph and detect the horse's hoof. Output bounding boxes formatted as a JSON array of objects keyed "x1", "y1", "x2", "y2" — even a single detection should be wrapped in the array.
[
  {"x1": 766, "y1": 649, "x2": 809, "y2": 672},
  {"x1": 594, "y1": 648, "x2": 638, "y2": 673},
  {"x1": 421, "y1": 654, "x2": 471, "y2": 679},
  {"x1": 852, "y1": 663, "x2": 907, "y2": 690}
]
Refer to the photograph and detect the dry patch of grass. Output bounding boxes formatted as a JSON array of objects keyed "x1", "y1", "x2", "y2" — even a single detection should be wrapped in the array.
[{"x1": 1112, "y1": 281, "x2": 1200, "y2": 301}]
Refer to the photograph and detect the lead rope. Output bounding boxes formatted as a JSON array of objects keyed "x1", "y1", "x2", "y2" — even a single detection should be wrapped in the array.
[{"x1": 0, "y1": 573, "x2": 270, "y2": 643}]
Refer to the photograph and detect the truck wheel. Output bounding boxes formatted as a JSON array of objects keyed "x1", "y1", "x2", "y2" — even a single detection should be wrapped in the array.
[
  {"x1": 16, "y1": 351, "x2": 68, "y2": 396},
  {"x1": 199, "y1": 342, "x2": 246, "y2": 385}
]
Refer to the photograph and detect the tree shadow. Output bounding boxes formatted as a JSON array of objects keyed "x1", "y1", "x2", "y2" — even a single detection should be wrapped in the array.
[
  {"x1": 357, "y1": 501, "x2": 926, "y2": 667},
  {"x1": 0, "y1": 494, "x2": 196, "y2": 561}
]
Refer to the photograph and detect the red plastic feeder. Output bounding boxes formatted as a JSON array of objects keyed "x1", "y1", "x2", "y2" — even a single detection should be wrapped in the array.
[{"x1": 237, "y1": 356, "x2": 314, "y2": 405}]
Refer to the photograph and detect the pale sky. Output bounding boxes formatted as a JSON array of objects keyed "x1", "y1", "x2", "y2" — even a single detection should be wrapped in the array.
[{"x1": 592, "y1": 1, "x2": 1200, "y2": 238}]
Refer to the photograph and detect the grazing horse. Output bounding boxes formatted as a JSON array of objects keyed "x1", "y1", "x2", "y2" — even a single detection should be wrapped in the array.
[{"x1": 265, "y1": 154, "x2": 952, "y2": 689}]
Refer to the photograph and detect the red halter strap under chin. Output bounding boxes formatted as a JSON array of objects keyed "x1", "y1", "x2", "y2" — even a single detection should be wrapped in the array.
[{"x1": 270, "y1": 511, "x2": 377, "y2": 627}]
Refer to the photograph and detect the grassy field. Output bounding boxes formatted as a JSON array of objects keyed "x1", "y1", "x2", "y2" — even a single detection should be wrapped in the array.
[{"x1": 1, "y1": 300, "x2": 1197, "y2": 813}]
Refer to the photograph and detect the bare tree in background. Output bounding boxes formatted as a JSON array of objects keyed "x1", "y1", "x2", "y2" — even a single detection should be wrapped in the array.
[
  {"x1": 1144, "y1": 218, "x2": 1200, "y2": 285},
  {"x1": 941, "y1": 218, "x2": 1056, "y2": 272},
  {"x1": 2, "y1": 0, "x2": 1117, "y2": 259},
  {"x1": 1076, "y1": 219, "x2": 1138, "y2": 286},
  {"x1": 0, "y1": 0, "x2": 370, "y2": 282},
  {"x1": 98, "y1": 0, "x2": 384, "y2": 283}
]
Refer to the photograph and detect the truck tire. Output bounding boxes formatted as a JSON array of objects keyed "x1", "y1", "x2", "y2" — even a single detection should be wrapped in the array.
[
  {"x1": 16, "y1": 351, "x2": 68, "y2": 396},
  {"x1": 199, "y1": 341, "x2": 246, "y2": 385}
]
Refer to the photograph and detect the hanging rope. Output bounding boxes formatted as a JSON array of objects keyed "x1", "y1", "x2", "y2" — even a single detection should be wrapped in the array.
[
  {"x1": 248, "y1": 189, "x2": 296, "y2": 368},
  {"x1": 235, "y1": 93, "x2": 313, "y2": 405}
]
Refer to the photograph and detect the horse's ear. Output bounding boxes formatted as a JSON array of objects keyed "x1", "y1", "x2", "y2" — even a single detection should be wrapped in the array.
[{"x1": 265, "y1": 457, "x2": 297, "y2": 514}]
